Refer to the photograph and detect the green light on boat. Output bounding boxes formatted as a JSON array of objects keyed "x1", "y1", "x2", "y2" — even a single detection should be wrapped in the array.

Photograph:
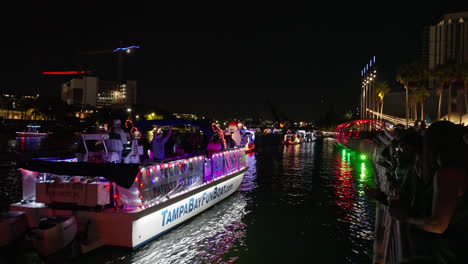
[{"x1": 360, "y1": 154, "x2": 366, "y2": 160}]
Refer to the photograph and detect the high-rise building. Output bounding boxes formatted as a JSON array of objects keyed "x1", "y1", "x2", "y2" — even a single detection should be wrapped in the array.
[
  {"x1": 61, "y1": 76, "x2": 98, "y2": 106},
  {"x1": 62, "y1": 77, "x2": 137, "y2": 108},
  {"x1": 423, "y1": 11, "x2": 468, "y2": 69},
  {"x1": 125, "y1": 81, "x2": 137, "y2": 106}
]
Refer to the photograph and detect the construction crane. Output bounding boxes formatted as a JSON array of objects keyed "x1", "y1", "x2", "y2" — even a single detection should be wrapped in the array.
[
  {"x1": 43, "y1": 41, "x2": 139, "y2": 82},
  {"x1": 77, "y1": 41, "x2": 139, "y2": 83}
]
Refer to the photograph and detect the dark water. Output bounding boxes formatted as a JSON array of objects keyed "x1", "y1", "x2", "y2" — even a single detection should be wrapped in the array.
[{"x1": 0, "y1": 137, "x2": 375, "y2": 264}]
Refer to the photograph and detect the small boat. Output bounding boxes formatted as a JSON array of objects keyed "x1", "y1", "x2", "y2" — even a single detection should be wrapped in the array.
[
  {"x1": 297, "y1": 130, "x2": 306, "y2": 142},
  {"x1": 282, "y1": 133, "x2": 300, "y2": 145},
  {"x1": 31, "y1": 215, "x2": 77, "y2": 256},
  {"x1": 16, "y1": 125, "x2": 48, "y2": 137},
  {"x1": 7, "y1": 125, "x2": 247, "y2": 256},
  {"x1": 242, "y1": 130, "x2": 255, "y2": 153},
  {"x1": 305, "y1": 131, "x2": 316, "y2": 142}
]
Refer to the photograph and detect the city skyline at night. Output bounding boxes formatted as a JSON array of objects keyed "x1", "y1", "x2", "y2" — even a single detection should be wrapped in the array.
[{"x1": 3, "y1": 3, "x2": 468, "y2": 121}]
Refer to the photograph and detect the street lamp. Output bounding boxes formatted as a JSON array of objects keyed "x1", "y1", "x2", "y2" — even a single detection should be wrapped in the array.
[{"x1": 360, "y1": 57, "x2": 377, "y2": 131}]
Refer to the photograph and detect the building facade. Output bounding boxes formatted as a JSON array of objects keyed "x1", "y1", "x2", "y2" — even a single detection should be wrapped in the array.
[
  {"x1": 422, "y1": 11, "x2": 468, "y2": 123},
  {"x1": 61, "y1": 77, "x2": 98, "y2": 106},
  {"x1": 423, "y1": 11, "x2": 468, "y2": 69},
  {"x1": 62, "y1": 77, "x2": 137, "y2": 108}
]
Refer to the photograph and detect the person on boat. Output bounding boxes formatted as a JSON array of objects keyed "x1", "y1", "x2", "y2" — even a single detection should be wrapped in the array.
[
  {"x1": 171, "y1": 131, "x2": 183, "y2": 156},
  {"x1": 389, "y1": 121, "x2": 468, "y2": 262},
  {"x1": 187, "y1": 128, "x2": 201, "y2": 155},
  {"x1": 111, "y1": 119, "x2": 128, "y2": 147},
  {"x1": 207, "y1": 132, "x2": 223, "y2": 157},
  {"x1": 174, "y1": 143, "x2": 189, "y2": 159},
  {"x1": 106, "y1": 126, "x2": 124, "y2": 162},
  {"x1": 228, "y1": 121, "x2": 242, "y2": 147},
  {"x1": 223, "y1": 131, "x2": 236, "y2": 149},
  {"x1": 152, "y1": 125, "x2": 173, "y2": 161}
]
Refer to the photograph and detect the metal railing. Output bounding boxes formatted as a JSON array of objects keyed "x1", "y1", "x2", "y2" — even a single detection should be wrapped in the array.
[
  {"x1": 118, "y1": 148, "x2": 246, "y2": 207},
  {"x1": 346, "y1": 138, "x2": 412, "y2": 264},
  {"x1": 366, "y1": 109, "x2": 414, "y2": 126}
]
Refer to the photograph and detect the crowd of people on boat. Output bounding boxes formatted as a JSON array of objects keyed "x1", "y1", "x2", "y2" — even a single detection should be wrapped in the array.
[
  {"x1": 77, "y1": 119, "x2": 251, "y2": 163},
  {"x1": 364, "y1": 120, "x2": 468, "y2": 263}
]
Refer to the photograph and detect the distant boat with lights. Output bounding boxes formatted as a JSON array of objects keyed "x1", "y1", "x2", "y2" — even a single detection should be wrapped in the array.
[
  {"x1": 282, "y1": 133, "x2": 300, "y2": 145},
  {"x1": 5, "y1": 129, "x2": 247, "y2": 256},
  {"x1": 241, "y1": 130, "x2": 255, "y2": 153},
  {"x1": 16, "y1": 125, "x2": 48, "y2": 137}
]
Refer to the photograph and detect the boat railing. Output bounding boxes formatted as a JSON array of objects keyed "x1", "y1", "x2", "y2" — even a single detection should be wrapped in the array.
[
  {"x1": 19, "y1": 148, "x2": 246, "y2": 209},
  {"x1": 116, "y1": 147, "x2": 246, "y2": 208}
]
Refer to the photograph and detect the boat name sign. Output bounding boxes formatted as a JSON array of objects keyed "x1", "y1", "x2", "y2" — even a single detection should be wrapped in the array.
[{"x1": 161, "y1": 183, "x2": 234, "y2": 227}]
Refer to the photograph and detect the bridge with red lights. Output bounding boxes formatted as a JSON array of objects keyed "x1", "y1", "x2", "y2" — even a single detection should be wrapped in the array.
[{"x1": 333, "y1": 119, "x2": 392, "y2": 145}]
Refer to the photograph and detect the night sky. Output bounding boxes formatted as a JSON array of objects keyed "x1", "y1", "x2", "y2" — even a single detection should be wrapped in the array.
[{"x1": 3, "y1": 2, "x2": 468, "y2": 121}]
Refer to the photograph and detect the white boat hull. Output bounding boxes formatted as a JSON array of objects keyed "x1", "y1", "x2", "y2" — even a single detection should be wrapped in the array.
[
  {"x1": 10, "y1": 169, "x2": 246, "y2": 250},
  {"x1": 131, "y1": 170, "x2": 244, "y2": 248}
]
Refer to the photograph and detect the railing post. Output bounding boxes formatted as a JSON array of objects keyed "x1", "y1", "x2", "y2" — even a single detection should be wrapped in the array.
[{"x1": 373, "y1": 202, "x2": 386, "y2": 264}]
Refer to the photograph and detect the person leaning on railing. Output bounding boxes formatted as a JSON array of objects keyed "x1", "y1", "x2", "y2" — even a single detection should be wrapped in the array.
[
  {"x1": 389, "y1": 121, "x2": 468, "y2": 263},
  {"x1": 364, "y1": 128, "x2": 422, "y2": 207}
]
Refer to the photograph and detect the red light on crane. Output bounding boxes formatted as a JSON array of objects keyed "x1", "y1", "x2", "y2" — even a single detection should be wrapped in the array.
[{"x1": 42, "y1": 71, "x2": 85, "y2": 75}]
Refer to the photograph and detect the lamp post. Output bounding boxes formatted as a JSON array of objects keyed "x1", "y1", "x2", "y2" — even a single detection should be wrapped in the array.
[{"x1": 360, "y1": 56, "x2": 376, "y2": 131}]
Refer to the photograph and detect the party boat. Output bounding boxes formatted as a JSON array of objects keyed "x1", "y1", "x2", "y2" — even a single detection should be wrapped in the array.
[
  {"x1": 16, "y1": 125, "x2": 48, "y2": 137},
  {"x1": 282, "y1": 133, "x2": 300, "y2": 145},
  {"x1": 241, "y1": 129, "x2": 255, "y2": 153},
  {"x1": 5, "y1": 132, "x2": 247, "y2": 256}
]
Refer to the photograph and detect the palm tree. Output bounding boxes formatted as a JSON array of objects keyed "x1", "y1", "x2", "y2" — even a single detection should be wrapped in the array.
[
  {"x1": 396, "y1": 62, "x2": 427, "y2": 126},
  {"x1": 459, "y1": 63, "x2": 468, "y2": 115},
  {"x1": 430, "y1": 65, "x2": 449, "y2": 120},
  {"x1": 414, "y1": 86, "x2": 430, "y2": 121},
  {"x1": 415, "y1": 63, "x2": 429, "y2": 121},
  {"x1": 408, "y1": 89, "x2": 417, "y2": 121},
  {"x1": 375, "y1": 81, "x2": 390, "y2": 121},
  {"x1": 396, "y1": 64, "x2": 412, "y2": 127},
  {"x1": 445, "y1": 62, "x2": 458, "y2": 121},
  {"x1": 31, "y1": 109, "x2": 42, "y2": 120}
]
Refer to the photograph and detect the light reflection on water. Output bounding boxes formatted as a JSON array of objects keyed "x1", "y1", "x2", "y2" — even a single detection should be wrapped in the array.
[
  {"x1": 0, "y1": 136, "x2": 376, "y2": 263},
  {"x1": 15, "y1": 137, "x2": 43, "y2": 152},
  {"x1": 333, "y1": 143, "x2": 375, "y2": 261}
]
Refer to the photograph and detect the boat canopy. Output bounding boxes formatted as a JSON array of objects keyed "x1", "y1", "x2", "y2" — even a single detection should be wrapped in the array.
[
  {"x1": 134, "y1": 119, "x2": 215, "y2": 137},
  {"x1": 19, "y1": 160, "x2": 140, "y2": 189}
]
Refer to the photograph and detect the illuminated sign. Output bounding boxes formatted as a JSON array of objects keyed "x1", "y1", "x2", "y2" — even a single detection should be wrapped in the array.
[{"x1": 161, "y1": 183, "x2": 234, "y2": 227}]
